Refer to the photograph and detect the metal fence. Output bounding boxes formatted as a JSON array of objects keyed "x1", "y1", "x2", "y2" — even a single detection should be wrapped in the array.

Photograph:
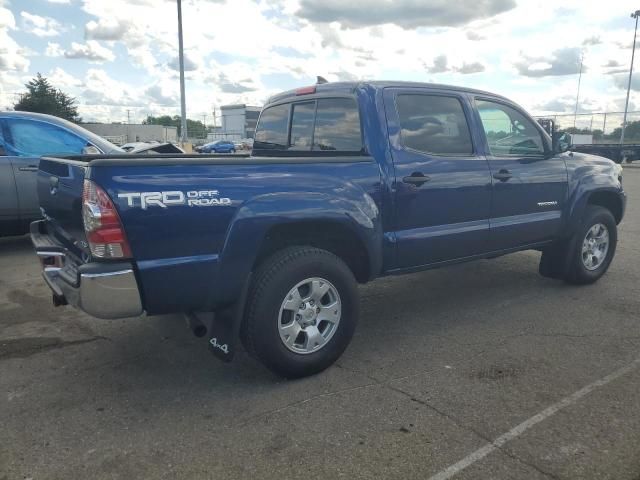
[{"x1": 532, "y1": 111, "x2": 640, "y2": 143}]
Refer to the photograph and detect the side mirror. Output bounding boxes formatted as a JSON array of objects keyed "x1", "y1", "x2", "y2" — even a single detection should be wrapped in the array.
[
  {"x1": 0, "y1": 144, "x2": 6, "y2": 156},
  {"x1": 82, "y1": 144, "x2": 101, "y2": 155},
  {"x1": 552, "y1": 131, "x2": 571, "y2": 154}
]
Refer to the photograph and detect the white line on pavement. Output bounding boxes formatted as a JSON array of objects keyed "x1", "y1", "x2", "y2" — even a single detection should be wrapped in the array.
[{"x1": 428, "y1": 357, "x2": 640, "y2": 480}]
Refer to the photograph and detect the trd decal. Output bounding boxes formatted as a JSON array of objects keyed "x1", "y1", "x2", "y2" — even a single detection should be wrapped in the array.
[{"x1": 118, "y1": 190, "x2": 232, "y2": 209}]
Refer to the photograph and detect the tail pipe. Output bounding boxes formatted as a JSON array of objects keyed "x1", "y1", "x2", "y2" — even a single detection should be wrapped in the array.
[{"x1": 185, "y1": 312, "x2": 208, "y2": 338}]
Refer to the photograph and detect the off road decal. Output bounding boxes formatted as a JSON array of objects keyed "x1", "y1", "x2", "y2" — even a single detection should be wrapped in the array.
[{"x1": 118, "y1": 190, "x2": 232, "y2": 209}]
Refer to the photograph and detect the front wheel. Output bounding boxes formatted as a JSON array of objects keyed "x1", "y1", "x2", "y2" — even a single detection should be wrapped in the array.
[
  {"x1": 565, "y1": 206, "x2": 617, "y2": 285},
  {"x1": 240, "y1": 246, "x2": 359, "y2": 378}
]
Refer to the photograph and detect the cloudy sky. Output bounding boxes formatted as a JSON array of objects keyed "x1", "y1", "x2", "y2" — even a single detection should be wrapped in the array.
[{"x1": 0, "y1": 0, "x2": 639, "y2": 126}]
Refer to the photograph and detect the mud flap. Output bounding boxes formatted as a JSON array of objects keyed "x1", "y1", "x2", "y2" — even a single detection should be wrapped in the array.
[
  {"x1": 206, "y1": 273, "x2": 252, "y2": 363},
  {"x1": 539, "y1": 236, "x2": 576, "y2": 280}
]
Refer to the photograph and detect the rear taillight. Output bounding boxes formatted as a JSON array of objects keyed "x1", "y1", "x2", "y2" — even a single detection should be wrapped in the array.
[{"x1": 82, "y1": 180, "x2": 131, "y2": 259}]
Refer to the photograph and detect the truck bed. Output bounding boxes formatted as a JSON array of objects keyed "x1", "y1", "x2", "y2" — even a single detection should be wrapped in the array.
[{"x1": 37, "y1": 153, "x2": 382, "y2": 315}]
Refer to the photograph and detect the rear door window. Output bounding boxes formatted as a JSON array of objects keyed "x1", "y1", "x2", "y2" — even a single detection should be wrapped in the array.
[
  {"x1": 312, "y1": 98, "x2": 362, "y2": 151},
  {"x1": 396, "y1": 94, "x2": 473, "y2": 155},
  {"x1": 254, "y1": 104, "x2": 289, "y2": 150}
]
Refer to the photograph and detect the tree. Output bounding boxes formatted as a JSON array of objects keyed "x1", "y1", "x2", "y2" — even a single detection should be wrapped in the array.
[
  {"x1": 143, "y1": 115, "x2": 207, "y2": 138},
  {"x1": 609, "y1": 120, "x2": 640, "y2": 143},
  {"x1": 14, "y1": 73, "x2": 81, "y2": 122}
]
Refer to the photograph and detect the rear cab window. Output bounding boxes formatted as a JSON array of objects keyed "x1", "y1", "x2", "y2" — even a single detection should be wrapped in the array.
[
  {"x1": 254, "y1": 104, "x2": 289, "y2": 150},
  {"x1": 253, "y1": 97, "x2": 363, "y2": 155}
]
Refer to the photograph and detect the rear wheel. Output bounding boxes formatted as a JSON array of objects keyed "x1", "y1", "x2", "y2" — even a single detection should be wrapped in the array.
[{"x1": 241, "y1": 246, "x2": 359, "y2": 378}]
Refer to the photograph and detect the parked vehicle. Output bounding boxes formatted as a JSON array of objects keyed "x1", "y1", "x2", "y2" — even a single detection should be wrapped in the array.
[
  {"x1": 1, "y1": 111, "x2": 123, "y2": 236},
  {"x1": 129, "y1": 142, "x2": 185, "y2": 154},
  {"x1": 537, "y1": 118, "x2": 640, "y2": 163},
  {"x1": 197, "y1": 140, "x2": 236, "y2": 153},
  {"x1": 31, "y1": 81, "x2": 626, "y2": 378},
  {"x1": 121, "y1": 142, "x2": 154, "y2": 152}
]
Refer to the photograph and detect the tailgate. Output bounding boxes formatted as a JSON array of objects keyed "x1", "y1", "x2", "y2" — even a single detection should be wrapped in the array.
[{"x1": 37, "y1": 157, "x2": 90, "y2": 259}]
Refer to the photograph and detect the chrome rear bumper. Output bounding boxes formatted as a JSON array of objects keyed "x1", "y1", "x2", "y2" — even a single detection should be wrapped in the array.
[{"x1": 31, "y1": 220, "x2": 143, "y2": 319}]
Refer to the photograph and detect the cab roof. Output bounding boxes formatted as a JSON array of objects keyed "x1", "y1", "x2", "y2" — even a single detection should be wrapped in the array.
[{"x1": 267, "y1": 81, "x2": 509, "y2": 105}]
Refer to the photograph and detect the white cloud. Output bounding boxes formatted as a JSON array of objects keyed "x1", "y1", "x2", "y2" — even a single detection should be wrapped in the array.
[
  {"x1": 3, "y1": 0, "x2": 640, "y2": 122},
  {"x1": 167, "y1": 54, "x2": 199, "y2": 72},
  {"x1": 64, "y1": 40, "x2": 115, "y2": 62},
  {"x1": 0, "y1": 4, "x2": 15, "y2": 29},
  {"x1": 85, "y1": 18, "x2": 131, "y2": 42},
  {"x1": 514, "y1": 48, "x2": 583, "y2": 77},
  {"x1": 295, "y1": 0, "x2": 516, "y2": 29},
  {"x1": 48, "y1": 66, "x2": 83, "y2": 88},
  {"x1": 45, "y1": 42, "x2": 63, "y2": 57},
  {"x1": 0, "y1": 6, "x2": 29, "y2": 71},
  {"x1": 82, "y1": 68, "x2": 138, "y2": 106},
  {"x1": 20, "y1": 11, "x2": 63, "y2": 37}
]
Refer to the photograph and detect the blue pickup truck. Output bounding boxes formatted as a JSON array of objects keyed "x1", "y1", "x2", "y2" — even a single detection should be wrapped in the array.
[{"x1": 31, "y1": 81, "x2": 626, "y2": 378}]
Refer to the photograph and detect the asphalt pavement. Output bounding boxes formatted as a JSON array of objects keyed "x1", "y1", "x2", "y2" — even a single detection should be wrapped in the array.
[{"x1": 1, "y1": 167, "x2": 640, "y2": 480}]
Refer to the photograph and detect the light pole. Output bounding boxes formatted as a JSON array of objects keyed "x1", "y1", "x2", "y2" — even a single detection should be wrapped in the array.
[
  {"x1": 177, "y1": 0, "x2": 188, "y2": 145},
  {"x1": 621, "y1": 10, "x2": 640, "y2": 146},
  {"x1": 573, "y1": 50, "x2": 584, "y2": 128}
]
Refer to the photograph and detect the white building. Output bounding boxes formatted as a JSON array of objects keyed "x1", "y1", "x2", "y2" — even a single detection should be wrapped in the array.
[
  {"x1": 82, "y1": 123, "x2": 178, "y2": 145},
  {"x1": 219, "y1": 104, "x2": 261, "y2": 140}
]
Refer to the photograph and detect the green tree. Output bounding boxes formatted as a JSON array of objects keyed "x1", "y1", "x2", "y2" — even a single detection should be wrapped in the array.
[
  {"x1": 143, "y1": 115, "x2": 207, "y2": 138},
  {"x1": 609, "y1": 120, "x2": 640, "y2": 143},
  {"x1": 14, "y1": 73, "x2": 81, "y2": 122}
]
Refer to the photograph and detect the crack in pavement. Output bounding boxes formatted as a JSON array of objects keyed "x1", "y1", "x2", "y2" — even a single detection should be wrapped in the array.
[
  {"x1": 237, "y1": 360, "x2": 561, "y2": 479},
  {"x1": 236, "y1": 381, "x2": 380, "y2": 427},
  {"x1": 385, "y1": 383, "x2": 561, "y2": 480},
  {"x1": 0, "y1": 336, "x2": 109, "y2": 360}
]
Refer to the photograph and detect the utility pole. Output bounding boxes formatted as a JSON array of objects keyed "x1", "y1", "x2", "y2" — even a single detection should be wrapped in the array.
[
  {"x1": 202, "y1": 114, "x2": 207, "y2": 139},
  {"x1": 177, "y1": 0, "x2": 188, "y2": 145},
  {"x1": 573, "y1": 51, "x2": 584, "y2": 128},
  {"x1": 126, "y1": 109, "x2": 131, "y2": 142},
  {"x1": 622, "y1": 10, "x2": 640, "y2": 146}
]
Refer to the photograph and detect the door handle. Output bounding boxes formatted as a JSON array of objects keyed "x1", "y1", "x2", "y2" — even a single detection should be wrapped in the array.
[
  {"x1": 18, "y1": 166, "x2": 38, "y2": 172},
  {"x1": 402, "y1": 173, "x2": 431, "y2": 186},
  {"x1": 493, "y1": 169, "x2": 512, "y2": 182}
]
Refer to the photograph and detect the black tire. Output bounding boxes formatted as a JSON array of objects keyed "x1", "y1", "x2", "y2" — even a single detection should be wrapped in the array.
[
  {"x1": 240, "y1": 246, "x2": 359, "y2": 378},
  {"x1": 564, "y1": 205, "x2": 617, "y2": 285}
]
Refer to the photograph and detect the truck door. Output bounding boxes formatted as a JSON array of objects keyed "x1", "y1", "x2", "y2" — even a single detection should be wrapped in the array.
[
  {"x1": 0, "y1": 124, "x2": 20, "y2": 235},
  {"x1": 473, "y1": 98, "x2": 568, "y2": 251},
  {"x1": 383, "y1": 88, "x2": 493, "y2": 268}
]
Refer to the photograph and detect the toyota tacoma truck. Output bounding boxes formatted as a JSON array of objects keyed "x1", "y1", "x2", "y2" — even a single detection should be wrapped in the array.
[{"x1": 31, "y1": 81, "x2": 626, "y2": 378}]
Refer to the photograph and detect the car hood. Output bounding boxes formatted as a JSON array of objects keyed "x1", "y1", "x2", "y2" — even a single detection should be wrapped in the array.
[
  {"x1": 130, "y1": 142, "x2": 185, "y2": 154},
  {"x1": 565, "y1": 151, "x2": 623, "y2": 183}
]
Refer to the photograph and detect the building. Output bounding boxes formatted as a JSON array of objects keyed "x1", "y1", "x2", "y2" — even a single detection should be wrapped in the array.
[
  {"x1": 219, "y1": 104, "x2": 261, "y2": 140},
  {"x1": 82, "y1": 123, "x2": 178, "y2": 145}
]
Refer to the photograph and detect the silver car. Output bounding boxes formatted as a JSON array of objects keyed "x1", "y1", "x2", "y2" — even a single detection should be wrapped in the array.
[{"x1": 0, "y1": 111, "x2": 123, "y2": 236}]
